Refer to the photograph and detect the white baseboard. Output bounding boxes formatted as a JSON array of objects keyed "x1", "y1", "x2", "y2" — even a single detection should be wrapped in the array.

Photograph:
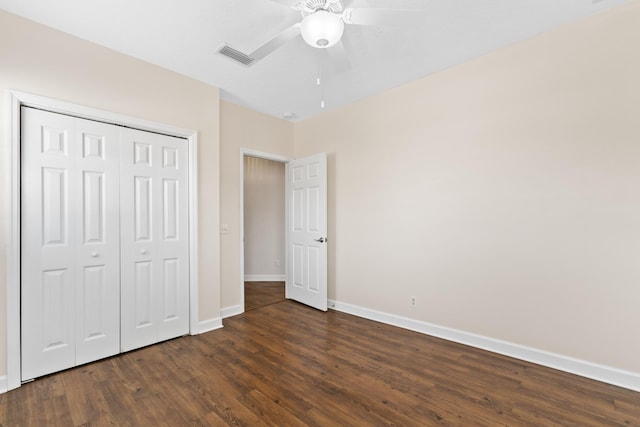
[
  {"x1": 221, "y1": 304, "x2": 243, "y2": 319},
  {"x1": 328, "y1": 300, "x2": 640, "y2": 393},
  {"x1": 244, "y1": 275, "x2": 285, "y2": 282},
  {"x1": 196, "y1": 317, "x2": 223, "y2": 334},
  {"x1": 0, "y1": 375, "x2": 7, "y2": 394}
]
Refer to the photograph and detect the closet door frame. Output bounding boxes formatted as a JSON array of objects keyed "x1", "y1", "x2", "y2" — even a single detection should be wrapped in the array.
[{"x1": 6, "y1": 90, "x2": 200, "y2": 391}]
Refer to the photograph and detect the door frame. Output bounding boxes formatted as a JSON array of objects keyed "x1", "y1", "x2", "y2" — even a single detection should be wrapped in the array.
[
  {"x1": 6, "y1": 90, "x2": 200, "y2": 391},
  {"x1": 239, "y1": 148, "x2": 290, "y2": 313}
]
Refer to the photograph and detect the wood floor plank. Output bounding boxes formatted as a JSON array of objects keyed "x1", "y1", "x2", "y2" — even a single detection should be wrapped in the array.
[
  {"x1": 244, "y1": 281, "x2": 285, "y2": 311},
  {"x1": 2, "y1": 297, "x2": 639, "y2": 426}
]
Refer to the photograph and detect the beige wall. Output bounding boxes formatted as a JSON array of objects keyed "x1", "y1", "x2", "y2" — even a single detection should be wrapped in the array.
[
  {"x1": 0, "y1": 10, "x2": 221, "y2": 377},
  {"x1": 244, "y1": 157, "x2": 285, "y2": 278},
  {"x1": 294, "y1": 1, "x2": 640, "y2": 373},
  {"x1": 220, "y1": 101, "x2": 294, "y2": 310}
]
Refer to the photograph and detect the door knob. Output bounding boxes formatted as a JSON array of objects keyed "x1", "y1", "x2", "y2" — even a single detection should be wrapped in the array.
[
  {"x1": 91, "y1": 252, "x2": 99, "y2": 257},
  {"x1": 314, "y1": 237, "x2": 326, "y2": 243},
  {"x1": 140, "y1": 249, "x2": 148, "y2": 255}
]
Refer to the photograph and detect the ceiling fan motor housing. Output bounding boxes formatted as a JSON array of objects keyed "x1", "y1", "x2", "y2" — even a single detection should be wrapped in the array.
[{"x1": 300, "y1": 9, "x2": 345, "y2": 48}]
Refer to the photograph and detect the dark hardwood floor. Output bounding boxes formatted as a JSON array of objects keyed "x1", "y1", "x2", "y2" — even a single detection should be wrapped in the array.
[
  {"x1": 2, "y1": 300, "x2": 639, "y2": 426},
  {"x1": 244, "y1": 281, "x2": 285, "y2": 311}
]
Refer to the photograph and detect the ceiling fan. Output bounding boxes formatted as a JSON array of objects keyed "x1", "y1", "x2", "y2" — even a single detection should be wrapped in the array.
[{"x1": 218, "y1": 0, "x2": 425, "y2": 67}]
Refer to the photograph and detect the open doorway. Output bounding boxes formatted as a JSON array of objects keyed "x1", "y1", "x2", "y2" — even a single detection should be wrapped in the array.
[{"x1": 242, "y1": 154, "x2": 287, "y2": 311}]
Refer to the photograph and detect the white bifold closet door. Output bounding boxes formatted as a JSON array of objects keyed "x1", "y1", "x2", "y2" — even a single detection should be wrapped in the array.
[
  {"x1": 21, "y1": 107, "x2": 121, "y2": 380},
  {"x1": 119, "y1": 128, "x2": 189, "y2": 352},
  {"x1": 21, "y1": 107, "x2": 189, "y2": 381}
]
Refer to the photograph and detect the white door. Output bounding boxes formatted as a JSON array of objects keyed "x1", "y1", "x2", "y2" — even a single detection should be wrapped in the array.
[
  {"x1": 74, "y1": 117, "x2": 121, "y2": 365},
  {"x1": 120, "y1": 128, "x2": 190, "y2": 352},
  {"x1": 286, "y1": 153, "x2": 328, "y2": 311},
  {"x1": 21, "y1": 107, "x2": 121, "y2": 380}
]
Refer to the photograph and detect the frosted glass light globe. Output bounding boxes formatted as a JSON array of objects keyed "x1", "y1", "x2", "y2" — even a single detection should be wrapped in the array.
[{"x1": 300, "y1": 10, "x2": 344, "y2": 49}]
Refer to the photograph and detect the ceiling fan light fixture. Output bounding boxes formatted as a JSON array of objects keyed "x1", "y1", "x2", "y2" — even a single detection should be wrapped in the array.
[{"x1": 300, "y1": 10, "x2": 344, "y2": 49}]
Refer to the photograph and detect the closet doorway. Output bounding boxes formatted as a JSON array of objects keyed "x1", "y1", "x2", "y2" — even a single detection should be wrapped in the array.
[
  {"x1": 20, "y1": 106, "x2": 190, "y2": 380},
  {"x1": 6, "y1": 90, "x2": 200, "y2": 391},
  {"x1": 242, "y1": 152, "x2": 287, "y2": 311}
]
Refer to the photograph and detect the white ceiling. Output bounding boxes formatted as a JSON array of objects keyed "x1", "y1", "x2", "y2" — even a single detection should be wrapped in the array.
[{"x1": 0, "y1": 0, "x2": 630, "y2": 121}]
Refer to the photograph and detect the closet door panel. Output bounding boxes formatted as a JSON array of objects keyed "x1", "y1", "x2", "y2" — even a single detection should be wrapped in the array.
[
  {"x1": 120, "y1": 129, "x2": 158, "y2": 351},
  {"x1": 21, "y1": 107, "x2": 77, "y2": 380},
  {"x1": 74, "y1": 118, "x2": 121, "y2": 365},
  {"x1": 157, "y1": 134, "x2": 189, "y2": 341},
  {"x1": 120, "y1": 128, "x2": 189, "y2": 351}
]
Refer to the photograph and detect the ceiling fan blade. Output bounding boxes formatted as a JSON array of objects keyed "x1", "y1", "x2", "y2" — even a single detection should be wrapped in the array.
[
  {"x1": 250, "y1": 24, "x2": 301, "y2": 61},
  {"x1": 342, "y1": 8, "x2": 426, "y2": 27},
  {"x1": 327, "y1": 40, "x2": 351, "y2": 73},
  {"x1": 324, "y1": 0, "x2": 342, "y2": 8}
]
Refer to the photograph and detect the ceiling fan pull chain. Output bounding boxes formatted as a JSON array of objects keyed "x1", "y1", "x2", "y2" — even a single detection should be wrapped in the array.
[{"x1": 317, "y1": 74, "x2": 326, "y2": 108}]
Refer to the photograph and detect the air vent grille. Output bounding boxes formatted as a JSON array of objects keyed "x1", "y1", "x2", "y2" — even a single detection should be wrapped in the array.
[{"x1": 218, "y1": 45, "x2": 255, "y2": 66}]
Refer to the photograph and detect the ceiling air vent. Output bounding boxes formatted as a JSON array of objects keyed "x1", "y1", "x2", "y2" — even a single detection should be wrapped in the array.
[{"x1": 218, "y1": 45, "x2": 255, "y2": 66}]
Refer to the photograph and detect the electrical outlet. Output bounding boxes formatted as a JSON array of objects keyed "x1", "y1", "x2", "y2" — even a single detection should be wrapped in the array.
[{"x1": 410, "y1": 296, "x2": 417, "y2": 307}]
